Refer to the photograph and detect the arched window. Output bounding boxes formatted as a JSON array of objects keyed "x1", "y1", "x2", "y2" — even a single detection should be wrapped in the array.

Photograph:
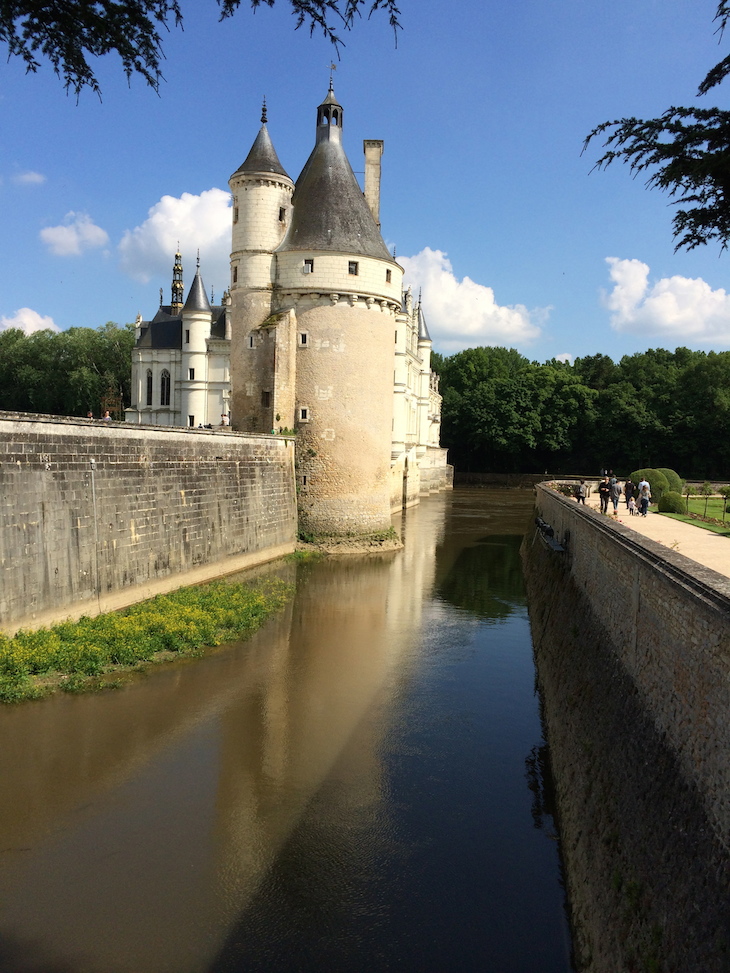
[
  {"x1": 146, "y1": 369, "x2": 153, "y2": 406},
  {"x1": 160, "y1": 369, "x2": 171, "y2": 407}
]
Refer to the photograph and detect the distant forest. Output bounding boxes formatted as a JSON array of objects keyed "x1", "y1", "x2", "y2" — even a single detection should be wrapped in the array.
[
  {"x1": 1, "y1": 326, "x2": 727, "y2": 479},
  {"x1": 0, "y1": 323, "x2": 135, "y2": 419},
  {"x1": 432, "y1": 346, "x2": 730, "y2": 479}
]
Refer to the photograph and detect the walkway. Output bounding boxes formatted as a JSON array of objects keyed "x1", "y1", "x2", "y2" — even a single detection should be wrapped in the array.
[{"x1": 584, "y1": 492, "x2": 730, "y2": 579}]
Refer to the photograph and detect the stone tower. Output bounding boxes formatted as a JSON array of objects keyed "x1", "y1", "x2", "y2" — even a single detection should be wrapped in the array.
[
  {"x1": 228, "y1": 100, "x2": 294, "y2": 425},
  {"x1": 180, "y1": 260, "x2": 212, "y2": 427},
  {"x1": 230, "y1": 86, "x2": 403, "y2": 537}
]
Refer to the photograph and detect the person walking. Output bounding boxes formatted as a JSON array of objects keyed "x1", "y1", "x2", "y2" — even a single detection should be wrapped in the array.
[
  {"x1": 598, "y1": 476, "x2": 611, "y2": 514},
  {"x1": 576, "y1": 480, "x2": 587, "y2": 504},
  {"x1": 638, "y1": 477, "x2": 651, "y2": 517},
  {"x1": 623, "y1": 478, "x2": 634, "y2": 507},
  {"x1": 609, "y1": 476, "x2": 622, "y2": 515}
]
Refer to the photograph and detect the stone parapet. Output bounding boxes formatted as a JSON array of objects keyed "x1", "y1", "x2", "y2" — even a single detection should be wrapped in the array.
[{"x1": 0, "y1": 415, "x2": 297, "y2": 632}]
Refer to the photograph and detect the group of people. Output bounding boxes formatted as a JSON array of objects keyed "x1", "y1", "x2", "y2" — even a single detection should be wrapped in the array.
[{"x1": 575, "y1": 473, "x2": 652, "y2": 517}]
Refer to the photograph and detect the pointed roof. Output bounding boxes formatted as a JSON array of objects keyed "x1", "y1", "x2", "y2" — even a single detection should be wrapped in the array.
[
  {"x1": 232, "y1": 103, "x2": 290, "y2": 180},
  {"x1": 277, "y1": 87, "x2": 391, "y2": 259},
  {"x1": 183, "y1": 268, "x2": 211, "y2": 313},
  {"x1": 418, "y1": 306, "x2": 431, "y2": 341}
]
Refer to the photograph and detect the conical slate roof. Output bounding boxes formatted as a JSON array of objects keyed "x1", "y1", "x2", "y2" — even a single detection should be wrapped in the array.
[
  {"x1": 232, "y1": 124, "x2": 290, "y2": 179},
  {"x1": 277, "y1": 87, "x2": 391, "y2": 259},
  {"x1": 183, "y1": 270, "x2": 211, "y2": 313},
  {"x1": 277, "y1": 137, "x2": 391, "y2": 259},
  {"x1": 418, "y1": 306, "x2": 431, "y2": 341}
]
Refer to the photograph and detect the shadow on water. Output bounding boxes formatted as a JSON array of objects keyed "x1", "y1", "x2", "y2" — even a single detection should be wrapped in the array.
[{"x1": 0, "y1": 488, "x2": 574, "y2": 973}]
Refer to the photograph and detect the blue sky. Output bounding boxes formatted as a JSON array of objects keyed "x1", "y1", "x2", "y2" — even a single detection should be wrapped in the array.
[{"x1": 1, "y1": 0, "x2": 729, "y2": 363}]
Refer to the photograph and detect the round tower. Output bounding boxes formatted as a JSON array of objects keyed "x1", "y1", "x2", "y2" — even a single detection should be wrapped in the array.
[
  {"x1": 273, "y1": 84, "x2": 403, "y2": 537},
  {"x1": 229, "y1": 101, "x2": 294, "y2": 424},
  {"x1": 180, "y1": 259, "x2": 212, "y2": 427}
]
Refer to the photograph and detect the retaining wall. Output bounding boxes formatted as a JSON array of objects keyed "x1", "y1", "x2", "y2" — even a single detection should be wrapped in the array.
[
  {"x1": 0, "y1": 414, "x2": 297, "y2": 632},
  {"x1": 524, "y1": 484, "x2": 730, "y2": 970}
]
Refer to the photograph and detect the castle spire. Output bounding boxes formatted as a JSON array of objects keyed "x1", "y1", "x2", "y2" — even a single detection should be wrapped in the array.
[{"x1": 171, "y1": 247, "x2": 184, "y2": 313}]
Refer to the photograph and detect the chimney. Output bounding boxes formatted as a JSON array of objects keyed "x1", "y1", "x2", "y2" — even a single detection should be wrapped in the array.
[{"x1": 363, "y1": 140, "x2": 384, "y2": 229}]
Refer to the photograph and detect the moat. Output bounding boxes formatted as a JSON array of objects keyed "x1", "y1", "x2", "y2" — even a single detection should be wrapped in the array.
[{"x1": 0, "y1": 489, "x2": 574, "y2": 972}]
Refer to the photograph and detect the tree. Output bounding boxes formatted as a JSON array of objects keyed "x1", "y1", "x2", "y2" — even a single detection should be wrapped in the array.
[
  {"x1": 699, "y1": 480, "x2": 715, "y2": 517},
  {"x1": 584, "y1": 2, "x2": 730, "y2": 251},
  {"x1": 0, "y1": 0, "x2": 400, "y2": 96},
  {"x1": 685, "y1": 481, "x2": 698, "y2": 513},
  {"x1": 719, "y1": 484, "x2": 730, "y2": 520}
]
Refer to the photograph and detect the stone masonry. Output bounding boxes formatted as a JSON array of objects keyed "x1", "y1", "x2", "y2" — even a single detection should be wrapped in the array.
[{"x1": 0, "y1": 414, "x2": 297, "y2": 633}]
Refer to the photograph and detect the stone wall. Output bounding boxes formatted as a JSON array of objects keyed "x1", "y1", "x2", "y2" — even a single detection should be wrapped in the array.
[
  {"x1": 0, "y1": 414, "x2": 297, "y2": 633},
  {"x1": 523, "y1": 484, "x2": 730, "y2": 971}
]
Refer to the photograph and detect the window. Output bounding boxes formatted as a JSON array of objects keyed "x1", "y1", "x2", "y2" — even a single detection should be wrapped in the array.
[
  {"x1": 386, "y1": 269, "x2": 392, "y2": 283},
  {"x1": 279, "y1": 207, "x2": 285, "y2": 222},
  {"x1": 298, "y1": 332, "x2": 308, "y2": 346},
  {"x1": 233, "y1": 266, "x2": 238, "y2": 283},
  {"x1": 188, "y1": 368, "x2": 195, "y2": 381},
  {"x1": 394, "y1": 331, "x2": 398, "y2": 343},
  {"x1": 299, "y1": 407, "x2": 309, "y2": 421},
  {"x1": 348, "y1": 261, "x2": 359, "y2": 275},
  {"x1": 304, "y1": 258, "x2": 314, "y2": 274},
  {"x1": 302, "y1": 475, "x2": 308, "y2": 487},
  {"x1": 248, "y1": 334, "x2": 255, "y2": 349},
  {"x1": 233, "y1": 207, "x2": 239, "y2": 223},
  {"x1": 146, "y1": 369, "x2": 152, "y2": 406},
  {"x1": 261, "y1": 390, "x2": 271, "y2": 407},
  {"x1": 160, "y1": 369, "x2": 170, "y2": 406},
  {"x1": 188, "y1": 415, "x2": 195, "y2": 427},
  {"x1": 185, "y1": 329, "x2": 190, "y2": 344}
]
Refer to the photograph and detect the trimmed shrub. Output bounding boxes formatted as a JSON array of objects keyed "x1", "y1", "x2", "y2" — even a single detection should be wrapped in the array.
[
  {"x1": 656, "y1": 468, "x2": 683, "y2": 494},
  {"x1": 630, "y1": 468, "x2": 669, "y2": 502},
  {"x1": 658, "y1": 491, "x2": 685, "y2": 514}
]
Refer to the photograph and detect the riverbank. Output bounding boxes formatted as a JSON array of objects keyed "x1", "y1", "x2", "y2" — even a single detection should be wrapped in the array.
[
  {"x1": 0, "y1": 575, "x2": 293, "y2": 703},
  {"x1": 525, "y1": 486, "x2": 730, "y2": 971}
]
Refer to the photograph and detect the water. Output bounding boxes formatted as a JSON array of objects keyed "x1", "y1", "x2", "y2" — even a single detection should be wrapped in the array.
[{"x1": 0, "y1": 489, "x2": 573, "y2": 973}]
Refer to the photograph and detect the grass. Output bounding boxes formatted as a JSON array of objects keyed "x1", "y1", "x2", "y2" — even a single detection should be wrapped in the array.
[
  {"x1": 0, "y1": 576, "x2": 293, "y2": 704},
  {"x1": 684, "y1": 497, "x2": 730, "y2": 519}
]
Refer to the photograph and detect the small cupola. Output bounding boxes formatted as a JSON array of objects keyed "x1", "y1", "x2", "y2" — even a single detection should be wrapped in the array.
[{"x1": 316, "y1": 82, "x2": 343, "y2": 145}]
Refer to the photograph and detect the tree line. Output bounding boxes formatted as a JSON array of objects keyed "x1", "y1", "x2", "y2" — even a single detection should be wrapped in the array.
[
  {"x1": 0, "y1": 323, "x2": 135, "y2": 419},
  {"x1": 432, "y1": 346, "x2": 730, "y2": 479}
]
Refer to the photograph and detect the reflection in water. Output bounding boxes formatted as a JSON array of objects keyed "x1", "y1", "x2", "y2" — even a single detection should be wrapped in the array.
[{"x1": 0, "y1": 489, "x2": 572, "y2": 973}]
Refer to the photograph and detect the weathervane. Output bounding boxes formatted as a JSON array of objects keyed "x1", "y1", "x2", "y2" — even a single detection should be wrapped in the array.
[
  {"x1": 328, "y1": 62, "x2": 336, "y2": 87},
  {"x1": 261, "y1": 97, "x2": 267, "y2": 124}
]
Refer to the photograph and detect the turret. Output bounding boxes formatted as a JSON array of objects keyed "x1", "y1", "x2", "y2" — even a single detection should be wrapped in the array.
[
  {"x1": 180, "y1": 257, "x2": 212, "y2": 427},
  {"x1": 229, "y1": 100, "x2": 294, "y2": 422}
]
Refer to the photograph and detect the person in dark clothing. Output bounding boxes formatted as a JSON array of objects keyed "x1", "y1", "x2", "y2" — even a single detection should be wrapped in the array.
[
  {"x1": 623, "y1": 478, "x2": 634, "y2": 507},
  {"x1": 598, "y1": 476, "x2": 611, "y2": 514}
]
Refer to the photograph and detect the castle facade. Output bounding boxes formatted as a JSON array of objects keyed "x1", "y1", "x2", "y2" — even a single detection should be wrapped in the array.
[{"x1": 127, "y1": 86, "x2": 451, "y2": 535}]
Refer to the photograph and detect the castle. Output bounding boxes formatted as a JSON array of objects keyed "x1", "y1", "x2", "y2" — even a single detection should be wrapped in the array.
[{"x1": 127, "y1": 85, "x2": 451, "y2": 536}]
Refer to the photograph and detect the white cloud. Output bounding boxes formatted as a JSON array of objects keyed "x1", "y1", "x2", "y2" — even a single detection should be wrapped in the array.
[
  {"x1": 0, "y1": 307, "x2": 59, "y2": 334},
  {"x1": 40, "y1": 212, "x2": 109, "y2": 256},
  {"x1": 604, "y1": 257, "x2": 730, "y2": 343},
  {"x1": 399, "y1": 248, "x2": 545, "y2": 352},
  {"x1": 555, "y1": 353, "x2": 574, "y2": 363},
  {"x1": 13, "y1": 170, "x2": 46, "y2": 185},
  {"x1": 119, "y1": 188, "x2": 231, "y2": 290}
]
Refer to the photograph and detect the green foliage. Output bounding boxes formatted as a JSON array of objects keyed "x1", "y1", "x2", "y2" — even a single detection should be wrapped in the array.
[
  {"x1": 658, "y1": 491, "x2": 686, "y2": 514},
  {"x1": 630, "y1": 469, "x2": 670, "y2": 501},
  {"x1": 0, "y1": 322, "x2": 135, "y2": 417},
  {"x1": 656, "y1": 468, "x2": 683, "y2": 493},
  {"x1": 0, "y1": 577, "x2": 292, "y2": 702},
  {"x1": 434, "y1": 344, "x2": 728, "y2": 477},
  {"x1": 584, "y1": 3, "x2": 730, "y2": 252},
  {"x1": 0, "y1": 0, "x2": 401, "y2": 97}
]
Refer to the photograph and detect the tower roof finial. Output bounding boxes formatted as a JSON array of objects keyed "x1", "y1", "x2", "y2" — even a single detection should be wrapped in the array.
[
  {"x1": 261, "y1": 97, "x2": 267, "y2": 125},
  {"x1": 329, "y1": 62, "x2": 336, "y2": 89}
]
